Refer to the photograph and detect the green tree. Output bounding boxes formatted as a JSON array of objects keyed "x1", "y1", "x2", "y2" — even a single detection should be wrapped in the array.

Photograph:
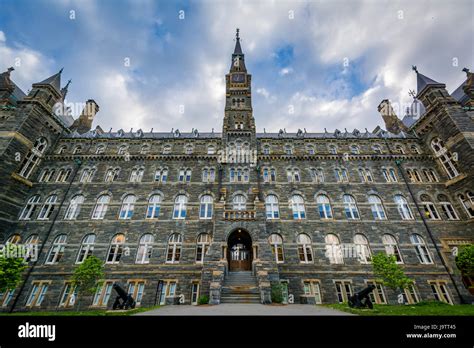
[
  {"x1": 455, "y1": 244, "x2": 474, "y2": 277},
  {"x1": 372, "y1": 252, "x2": 413, "y2": 292},
  {"x1": 0, "y1": 243, "x2": 28, "y2": 293},
  {"x1": 71, "y1": 256, "x2": 105, "y2": 300}
]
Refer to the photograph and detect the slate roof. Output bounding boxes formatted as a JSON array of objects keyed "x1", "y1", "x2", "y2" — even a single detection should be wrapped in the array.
[{"x1": 36, "y1": 69, "x2": 62, "y2": 92}]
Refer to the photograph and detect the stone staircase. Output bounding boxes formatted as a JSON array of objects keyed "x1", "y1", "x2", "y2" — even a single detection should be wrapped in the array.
[{"x1": 221, "y1": 271, "x2": 260, "y2": 304}]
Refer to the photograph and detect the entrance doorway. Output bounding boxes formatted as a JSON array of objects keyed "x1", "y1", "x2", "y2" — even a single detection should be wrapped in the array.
[{"x1": 227, "y1": 229, "x2": 252, "y2": 271}]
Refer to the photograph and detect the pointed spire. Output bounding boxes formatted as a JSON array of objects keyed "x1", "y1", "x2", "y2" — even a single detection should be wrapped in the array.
[
  {"x1": 233, "y1": 28, "x2": 243, "y2": 55},
  {"x1": 37, "y1": 68, "x2": 63, "y2": 92},
  {"x1": 60, "y1": 79, "x2": 71, "y2": 101},
  {"x1": 412, "y1": 65, "x2": 444, "y2": 95}
]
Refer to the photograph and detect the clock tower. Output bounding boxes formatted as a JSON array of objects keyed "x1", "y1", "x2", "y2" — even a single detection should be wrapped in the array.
[{"x1": 223, "y1": 29, "x2": 256, "y2": 141}]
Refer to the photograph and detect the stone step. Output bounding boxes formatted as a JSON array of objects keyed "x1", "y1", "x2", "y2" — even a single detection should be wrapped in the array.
[{"x1": 221, "y1": 297, "x2": 261, "y2": 304}]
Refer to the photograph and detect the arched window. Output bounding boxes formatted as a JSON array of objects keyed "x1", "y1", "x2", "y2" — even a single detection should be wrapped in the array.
[
  {"x1": 354, "y1": 234, "x2": 371, "y2": 264},
  {"x1": 72, "y1": 145, "x2": 82, "y2": 154},
  {"x1": 178, "y1": 168, "x2": 192, "y2": 183},
  {"x1": 202, "y1": 168, "x2": 216, "y2": 183},
  {"x1": 265, "y1": 195, "x2": 280, "y2": 219},
  {"x1": 25, "y1": 234, "x2": 39, "y2": 246},
  {"x1": 286, "y1": 168, "x2": 300, "y2": 182},
  {"x1": 335, "y1": 168, "x2": 349, "y2": 182},
  {"x1": 19, "y1": 195, "x2": 41, "y2": 220},
  {"x1": 119, "y1": 195, "x2": 136, "y2": 219},
  {"x1": 438, "y1": 195, "x2": 459, "y2": 220},
  {"x1": 382, "y1": 234, "x2": 403, "y2": 263},
  {"x1": 394, "y1": 195, "x2": 413, "y2": 220},
  {"x1": 117, "y1": 145, "x2": 128, "y2": 155},
  {"x1": 96, "y1": 144, "x2": 106, "y2": 154},
  {"x1": 310, "y1": 168, "x2": 324, "y2": 183},
  {"x1": 38, "y1": 195, "x2": 58, "y2": 220},
  {"x1": 328, "y1": 144, "x2": 337, "y2": 154},
  {"x1": 458, "y1": 192, "x2": 474, "y2": 218},
  {"x1": 269, "y1": 234, "x2": 284, "y2": 263},
  {"x1": 76, "y1": 234, "x2": 95, "y2": 264},
  {"x1": 359, "y1": 168, "x2": 373, "y2": 183},
  {"x1": 316, "y1": 194, "x2": 332, "y2": 219},
  {"x1": 18, "y1": 137, "x2": 48, "y2": 179},
  {"x1": 290, "y1": 195, "x2": 306, "y2": 219},
  {"x1": 421, "y1": 194, "x2": 440, "y2": 220},
  {"x1": 129, "y1": 167, "x2": 144, "y2": 182},
  {"x1": 56, "y1": 168, "x2": 71, "y2": 182},
  {"x1": 431, "y1": 138, "x2": 459, "y2": 179},
  {"x1": 46, "y1": 234, "x2": 67, "y2": 264},
  {"x1": 107, "y1": 234, "x2": 125, "y2": 264},
  {"x1": 140, "y1": 144, "x2": 150, "y2": 154},
  {"x1": 263, "y1": 145, "x2": 270, "y2": 155},
  {"x1": 262, "y1": 167, "x2": 277, "y2": 183},
  {"x1": 173, "y1": 195, "x2": 187, "y2": 219},
  {"x1": 92, "y1": 195, "x2": 110, "y2": 220},
  {"x1": 410, "y1": 234, "x2": 433, "y2": 264},
  {"x1": 199, "y1": 195, "x2": 213, "y2": 219},
  {"x1": 64, "y1": 194, "x2": 84, "y2": 220},
  {"x1": 343, "y1": 194, "x2": 359, "y2": 219},
  {"x1": 410, "y1": 145, "x2": 420, "y2": 154},
  {"x1": 6, "y1": 234, "x2": 21, "y2": 244},
  {"x1": 407, "y1": 169, "x2": 423, "y2": 183},
  {"x1": 297, "y1": 234, "x2": 313, "y2": 263},
  {"x1": 207, "y1": 145, "x2": 216, "y2": 155},
  {"x1": 382, "y1": 168, "x2": 397, "y2": 182},
  {"x1": 163, "y1": 144, "x2": 171, "y2": 154},
  {"x1": 166, "y1": 233, "x2": 182, "y2": 263},
  {"x1": 232, "y1": 194, "x2": 246, "y2": 211},
  {"x1": 154, "y1": 168, "x2": 168, "y2": 182},
  {"x1": 80, "y1": 167, "x2": 95, "y2": 183},
  {"x1": 372, "y1": 144, "x2": 382, "y2": 154},
  {"x1": 368, "y1": 195, "x2": 386, "y2": 220},
  {"x1": 307, "y1": 145, "x2": 315, "y2": 155},
  {"x1": 325, "y1": 234, "x2": 343, "y2": 264},
  {"x1": 104, "y1": 167, "x2": 120, "y2": 182},
  {"x1": 57, "y1": 145, "x2": 67, "y2": 154},
  {"x1": 196, "y1": 233, "x2": 211, "y2": 263},
  {"x1": 284, "y1": 145, "x2": 293, "y2": 155},
  {"x1": 146, "y1": 194, "x2": 161, "y2": 219},
  {"x1": 136, "y1": 234, "x2": 154, "y2": 264},
  {"x1": 394, "y1": 145, "x2": 405, "y2": 154},
  {"x1": 350, "y1": 145, "x2": 360, "y2": 154},
  {"x1": 184, "y1": 144, "x2": 193, "y2": 154}
]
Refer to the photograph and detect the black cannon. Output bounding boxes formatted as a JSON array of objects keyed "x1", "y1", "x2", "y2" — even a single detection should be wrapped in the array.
[
  {"x1": 112, "y1": 283, "x2": 136, "y2": 310},
  {"x1": 348, "y1": 285, "x2": 376, "y2": 309}
]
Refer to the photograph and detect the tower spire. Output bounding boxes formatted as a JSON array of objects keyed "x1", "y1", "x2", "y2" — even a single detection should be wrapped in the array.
[{"x1": 233, "y1": 28, "x2": 243, "y2": 55}]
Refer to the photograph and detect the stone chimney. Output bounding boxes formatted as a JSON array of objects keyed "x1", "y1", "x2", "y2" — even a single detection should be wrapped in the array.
[
  {"x1": 377, "y1": 99, "x2": 408, "y2": 134},
  {"x1": 70, "y1": 99, "x2": 99, "y2": 134}
]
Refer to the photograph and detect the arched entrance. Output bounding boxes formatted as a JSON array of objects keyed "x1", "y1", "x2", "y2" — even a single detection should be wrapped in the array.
[{"x1": 227, "y1": 229, "x2": 252, "y2": 271}]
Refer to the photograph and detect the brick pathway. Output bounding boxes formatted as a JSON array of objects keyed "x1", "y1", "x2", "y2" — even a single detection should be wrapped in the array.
[{"x1": 135, "y1": 304, "x2": 354, "y2": 316}]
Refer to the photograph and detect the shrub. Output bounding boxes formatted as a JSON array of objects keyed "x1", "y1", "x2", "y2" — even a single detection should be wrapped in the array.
[
  {"x1": 455, "y1": 244, "x2": 474, "y2": 277},
  {"x1": 271, "y1": 282, "x2": 283, "y2": 304},
  {"x1": 198, "y1": 295, "x2": 209, "y2": 305}
]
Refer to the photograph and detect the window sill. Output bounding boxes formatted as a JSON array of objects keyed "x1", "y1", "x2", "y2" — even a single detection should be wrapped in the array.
[{"x1": 11, "y1": 172, "x2": 33, "y2": 187}]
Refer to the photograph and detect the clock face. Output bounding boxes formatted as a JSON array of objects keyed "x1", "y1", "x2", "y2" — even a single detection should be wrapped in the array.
[{"x1": 232, "y1": 74, "x2": 245, "y2": 83}]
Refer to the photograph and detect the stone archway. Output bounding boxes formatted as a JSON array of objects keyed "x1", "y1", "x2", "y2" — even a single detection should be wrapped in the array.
[{"x1": 227, "y1": 228, "x2": 252, "y2": 271}]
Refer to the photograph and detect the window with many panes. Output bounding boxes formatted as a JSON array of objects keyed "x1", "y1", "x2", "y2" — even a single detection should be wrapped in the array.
[
  {"x1": 25, "y1": 281, "x2": 49, "y2": 307},
  {"x1": 146, "y1": 194, "x2": 161, "y2": 219},
  {"x1": 76, "y1": 234, "x2": 95, "y2": 264},
  {"x1": 18, "y1": 137, "x2": 48, "y2": 179},
  {"x1": 92, "y1": 281, "x2": 113, "y2": 307},
  {"x1": 291, "y1": 195, "x2": 306, "y2": 219},
  {"x1": 429, "y1": 281, "x2": 453, "y2": 304},
  {"x1": 354, "y1": 234, "x2": 371, "y2": 264},
  {"x1": 365, "y1": 281, "x2": 387, "y2": 304},
  {"x1": 343, "y1": 194, "x2": 359, "y2": 219},
  {"x1": 38, "y1": 195, "x2": 58, "y2": 220},
  {"x1": 368, "y1": 195, "x2": 386, "y2": 220},
  {"x1": 45, "y1": 234, "x2": 67, "y2": 264},
  {"x1": 410, "y1": 234, "x2": 433, "y2": 264},
  {"x1": 119, "y1": 194, "x2": 136, "y2": 219},
  {"x1": 127, "y1": 281, "x2": 145, "y2": 305},
  {"x1": 265, "y1": 195, "x2": 279, "y2": 219},
  {"x1": 196, "y1": 233, "x2": 211, "y2": 263},
  {"x1": 334, "y1": 168, "x2": 349, "y2": 182},
  {"x1": 458, "y1": 192, "x2": 474, "y2": 218},
  {"x1": 394, "y1": 195, "x2": 414, "y2": 220},
  {"x1": 136, "y1": 234, "x2": 154, "y2": 264},
  {"x1": 303, "y1": 281, "x2": 322, "y2": 304},
  {"x1": 431, "y1": 138, "x2": 459, "y2": 179},
  {"x1": 199, "y1": 195, "x2": 213, "y2": 219},
  {"x1": 325, "y1": 234, "x2": 343, "y2": 264},
  {"x1": 297, "y1": 233, "x2": 313, "y2": 263},
  {"x1": 106, "y1": 234, "x2": 125, "y2": 264},
  {"x1": 19, "y1": 195, "x2": 41, "y2": 220},
  {"x1": 334, "y1": 281, "x2": 353, "y2": 303},
  {"x1": 166, "y1": 234, "x2": 182, "y2": 263},
  {"x1": 382, "y1": 234, "x2": 403, "y2": 263},
  {"x1": 64, "y1": 195, "x2": 84, "y2": 220},
  {"x1": 316, "y1": 194, "x2": 332, "y2": 219},
  {"x1": 173, "y1": 195, "x2": 187, "y2": 219},
  {"x1": 59, "y1": 283, "x2": 77, "y2": 307},
  {"x1": 92, "y1": 195, "x2": 110, "y2": 219},
  {"x1": 269, "y1": 234, "x2": 284, "y2": 263}
]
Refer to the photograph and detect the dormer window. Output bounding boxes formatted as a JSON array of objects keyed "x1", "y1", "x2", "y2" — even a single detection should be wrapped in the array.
[
  {"x1": 117, "y1": 145, "x2": 128, "y2": 155},
  {"x1": 57, "y1": 145, "x2": 67, "y2": 155},
  {"x1": 185, "y1": 144, "x2": 193, "y2": 154},
  {"x1": 96, "y1": 144, "x2": 106, "y2": 154},
  {"x1": 163, "y1": 144, "x2": 171, "y2": 154}
]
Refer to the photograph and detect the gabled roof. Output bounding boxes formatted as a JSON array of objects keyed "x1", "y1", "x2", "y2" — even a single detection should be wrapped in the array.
[
  {"x1": 412, "y1": 66, "x2": 445, "y2": 95},
  {"x1": 37, "y1": 68, "x2": 63, "y2": 92}
]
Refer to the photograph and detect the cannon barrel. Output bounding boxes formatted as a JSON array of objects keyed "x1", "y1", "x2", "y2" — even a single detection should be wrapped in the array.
[{"x1": 113, "y1": 283, "x2": 129, "y2": 299}]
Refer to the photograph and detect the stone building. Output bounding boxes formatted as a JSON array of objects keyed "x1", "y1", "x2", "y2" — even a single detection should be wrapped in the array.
[{"x1": 0, "y1": 31, "x2": 473, "y2": 311}]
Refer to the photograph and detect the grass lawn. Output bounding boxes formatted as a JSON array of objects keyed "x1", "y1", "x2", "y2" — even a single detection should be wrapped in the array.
[
  {"x1": 0, "y1": 305, "x2": 160, "y2": 316},
  {"x1": 325, "y1": 301, "x2": 474, "y2": 316}
]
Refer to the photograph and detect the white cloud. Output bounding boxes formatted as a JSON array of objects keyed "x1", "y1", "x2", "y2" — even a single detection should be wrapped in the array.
[
  {"x1": 279, "y1": 67, "x2": 293, "y2": 76},
  {"x1": 0, "y1": 31, "x2": 5, "y2": 42}
]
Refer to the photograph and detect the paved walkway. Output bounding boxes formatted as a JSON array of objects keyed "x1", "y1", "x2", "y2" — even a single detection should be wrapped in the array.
[{"x1": 136, "y1": 304, "x2": 354, "y2": 316}]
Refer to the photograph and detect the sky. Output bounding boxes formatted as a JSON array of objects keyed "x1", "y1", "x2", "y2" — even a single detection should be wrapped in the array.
[{"x1": 0, "y1": 0, "x2": 472, "y2": 133}]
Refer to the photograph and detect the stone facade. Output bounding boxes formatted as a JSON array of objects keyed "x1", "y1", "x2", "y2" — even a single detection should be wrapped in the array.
[{"x1": 0, "y1": 32, "x2": 473, "y2": 312}]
